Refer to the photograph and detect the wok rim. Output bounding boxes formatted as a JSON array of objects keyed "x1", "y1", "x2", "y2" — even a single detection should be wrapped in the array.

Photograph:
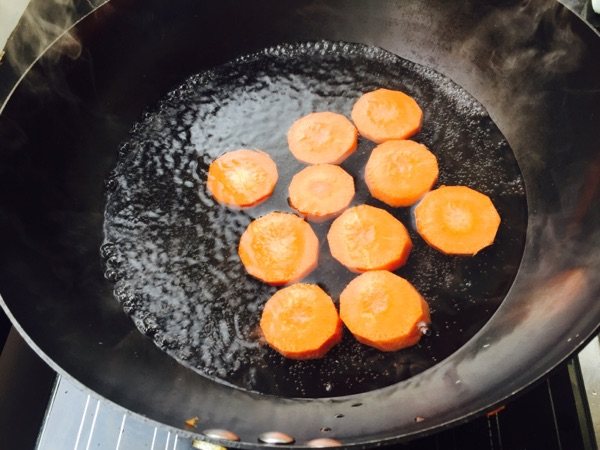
[{"x1": 1, "y1": 293, "x2": 598, "y2": 449}]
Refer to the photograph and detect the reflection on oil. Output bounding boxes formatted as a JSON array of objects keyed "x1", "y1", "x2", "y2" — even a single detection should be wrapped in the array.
[{"x1": 102, "y1": 41, "x2": 527, "y2": 398}]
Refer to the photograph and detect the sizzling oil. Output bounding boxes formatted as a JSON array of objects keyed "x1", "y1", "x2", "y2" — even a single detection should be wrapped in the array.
[{"x1": 102, "y1": 41, "x2": 527, "y2": 398}]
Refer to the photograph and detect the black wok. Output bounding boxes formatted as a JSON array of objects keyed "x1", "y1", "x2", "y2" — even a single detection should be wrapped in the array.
[{"x1": 0, "y1": 0, "x2": 599, "y2": 448}]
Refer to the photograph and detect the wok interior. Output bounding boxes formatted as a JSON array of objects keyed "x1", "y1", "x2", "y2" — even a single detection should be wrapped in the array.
[
  {"x1": 103, "y1": 41, "x2": 527, "y2": 398},
  {"x1": 0, "y1": 0, "x2": 598, "y2": 446}
]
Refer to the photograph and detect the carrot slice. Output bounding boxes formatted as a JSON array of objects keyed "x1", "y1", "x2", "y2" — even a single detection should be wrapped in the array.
[
  {"x1": 340, "y1": 270, "x2": 430, "y2": 351},
  {"x1": 327, "y1": 204, "x2": 412, "y2": 272},
  {"x1": 288, "y1": 164, "x2": 355, "y2": 222},
  {"x1": 414, "y1": 185, "x2": 501, "y2": 255},
  {"x1": 365, "y1": 140, "x2": 439, "y2": 207},
  {"x1": 287, "y1": 112, "x2": 358, "y2": 164},
  {"x1": 260, "y1": 284, "x2": 343, "y2": 359},
  {"x1": 207, "y1": 149, "x2": 278, "y2": 207},
  {"x1": 351, "y1": 88, "x2": 423, "y2": 143},
  {"x1": 238, "y1": 212, "x2": 319, "y2": 285}
]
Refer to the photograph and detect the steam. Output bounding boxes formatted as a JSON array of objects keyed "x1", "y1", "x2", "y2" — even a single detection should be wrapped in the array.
[
  {"x1": 451, "y1": 0, "x2": 591, "y2": 188},
  {"x1": 458, "y1": 0, "x2": 585, "y2": 80},
  {"x1": 454, "y1": 0, "x2": 586, "y2": 143},
  {"x1": 5, "y1": 0, "x2": 83, "y2": 71},
  {"x1": 1, "y1": 0, "x2": 109, "y2": 101}
]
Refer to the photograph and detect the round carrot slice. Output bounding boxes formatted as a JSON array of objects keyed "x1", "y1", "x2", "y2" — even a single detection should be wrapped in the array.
[
  {"x1": 327, "y1": 205, "x2": 412, "y2": 272},
  {"x1": 340, "y1": 270, "x2": 430, "y2": 352},
  {"x1": 260, "y1": 284, "x2": 343, "y2": 359},
  {"x1": 288, "y1": 164, "x2": 355, "y2": 222},
  {"x1": 287, "y1": 112, "x2": 358, "y2": 164},
  {"x1": 414, "y1": 185, "x2": 501, "y2": 255},
  {"x1": 365, "y1": 140, "x2": 439, "y2": 207},
  {"x1": 351, "y1": 88, "x2": 423, "y2": 143},
  {"x1": 207, "y1": 149, "x2": 278, "y2": 207},
  {"x1": 238, "y1": 212, "x2": 319, "y2": 285}
]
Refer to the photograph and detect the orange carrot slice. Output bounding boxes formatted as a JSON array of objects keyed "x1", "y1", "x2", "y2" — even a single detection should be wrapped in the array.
[
  {"x1": 287, "y1": 112, "x2": 358, "y2": 164},
  {"x1": 207, "y1": 149, "x2": 278, "y2": 207},
  {"x1": 351, "y1": 88, "x2": 423, "y2": 143},
  {"x1": 340, "y1": 270, "x2": 430, "y2": 351},
  {"x1": 365, "y1": 140, "x2": 438, "y2": 207},
  {"x1": 260, "y1": 284, "x2": 343, "y2": 359},
  {"x1": 414, "y1": 185, "x2": 501, "y2": 255},
  {"x1": 238, "y1": 212, "x2": 319, "y2": 285},
  {"x1": 288, "y1": 164, "x2": 355, "y2": 222},
  {"x1": 327, "y1": 205, "x2": 412, "y2": 272}
]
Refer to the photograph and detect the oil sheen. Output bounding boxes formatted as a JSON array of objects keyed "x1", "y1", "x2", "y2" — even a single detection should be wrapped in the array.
[{"x1": 102, "y1": 41, "x2": 527, "y2": 398}]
